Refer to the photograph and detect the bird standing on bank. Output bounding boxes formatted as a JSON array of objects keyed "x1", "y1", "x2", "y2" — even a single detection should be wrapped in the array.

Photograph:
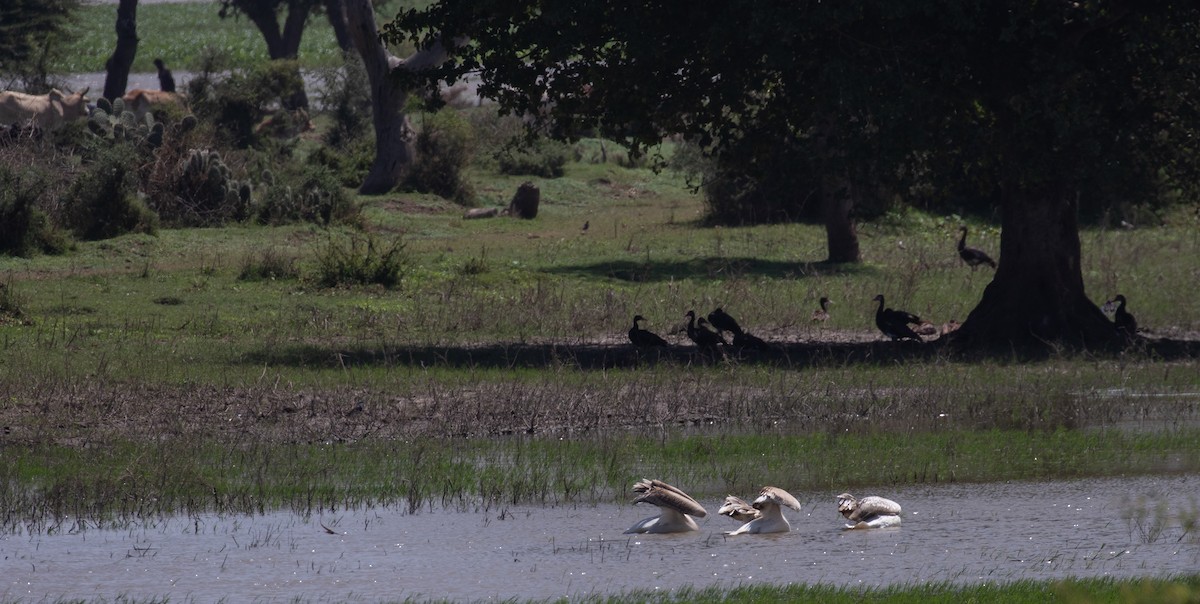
[
  {"x1": 708, "y1": 307, "x2": 771, "y2": 351},
  {"x1": 685, "y1": 310, "x2": 727, "y2": 349},
  {"x1": 628, "y1": 315, "x2": 669, "y2": 348},
  {"x1": 811, "y1": 297, "x2": 831, "y2": 323},
  {"x1": 872, "y1": 294, "x2": 924, "y2": 342},
  {"x1": 624, "y1": 479, "x2": 708, "y2": 534},
  {"x1": 957, "y1": 226, "x2": 997, "y2": 270},
  {"x1": 1107, "y1": 294, "x2": 1138, "y2": 339}
]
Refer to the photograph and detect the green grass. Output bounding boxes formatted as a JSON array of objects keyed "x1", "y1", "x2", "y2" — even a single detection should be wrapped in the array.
[{"x1": 54, "y1": 1, "x2": 420, "y2": 73}]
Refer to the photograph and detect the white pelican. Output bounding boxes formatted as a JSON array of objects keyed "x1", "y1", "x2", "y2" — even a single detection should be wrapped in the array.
[
  {"x1": 727, "y1": 486, "x2": 802, "y2": 535},
  {"x1": 836, "y1": 493, "x2": 902, "y2": 529},
  {"x1": 716, "y1": 495, "x2": 760, "y2": 523},
  {"x1": 624, "y1": 479, "x2": 707, "y2": 534}
]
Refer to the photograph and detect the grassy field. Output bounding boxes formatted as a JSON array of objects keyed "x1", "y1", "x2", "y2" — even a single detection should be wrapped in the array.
[{"x1": 55, "y1": 1, "x2": 417, "y2": 73}]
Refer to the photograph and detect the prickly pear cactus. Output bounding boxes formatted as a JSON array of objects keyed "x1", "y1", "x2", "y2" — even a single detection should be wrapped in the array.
[
  {"x1": 87, "y1": 101, "x2": 163, "y2": 149},
  {"x1": 176, "y1": 148, "x2": 252, "y2": 224}
]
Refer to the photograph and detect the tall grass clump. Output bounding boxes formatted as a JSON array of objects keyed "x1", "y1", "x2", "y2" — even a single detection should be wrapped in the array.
[
  {"x1": 238, "y1": 247, "x2": 301, "y2": 282},
  {"x1": 312, "y1": 232, "x2": 407, "y2": 288}
]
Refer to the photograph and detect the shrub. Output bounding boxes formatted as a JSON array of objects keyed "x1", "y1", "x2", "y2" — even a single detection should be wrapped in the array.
[
  {"x1": 188, "y1": 59, "x2": 307, "y2": 148},
  {"x1": 496, "y1": 137, "x2": 569, "y2": 178},
  {"x1": 167, "y1": 148, "x2": 252, "y2": 226},
  {"x1": 315, "y1": 51, "x2": 372, "y2": 149},
  {"x1": 0, "y1": 165, "x2": 70, "y2": 257},
  {"x1": 306, "y1": 138, "x2": 374, "y2": 188},
  {"x1": 254, "y1": 163, "x2": 360, "y2": 226},
  {"x1": 238, "y1": 247, "x2": 301, "y2": 282},
  {"x1": 406, "y1": 110, "x2": 475, "y2": 204},
  {"x1": 62, "y1": 147, "x2": 158, "y2": 240},
  {"x1": 312, "y1": 233, "x2": 406, "y2": 289}
]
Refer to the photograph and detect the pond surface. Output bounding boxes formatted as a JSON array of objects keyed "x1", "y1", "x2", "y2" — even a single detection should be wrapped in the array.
[{"x1": 3, "y1": 475, "x2": 1198, "y2": 603}]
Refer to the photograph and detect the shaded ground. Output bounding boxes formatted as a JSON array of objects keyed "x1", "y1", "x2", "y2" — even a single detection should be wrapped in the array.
[{"x1": 3, "y1": 330, "x2": 1196, "y2": 448}]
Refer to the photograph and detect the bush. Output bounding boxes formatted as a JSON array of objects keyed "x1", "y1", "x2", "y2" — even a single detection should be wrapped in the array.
[
  {"x1": 496, "y1": 137, "x2": 569, "y2": 178},
  {"x1": 312, "y1": 233, "x2": 406, "y2": 289},
  {"x1": 62, "y1": 147, "x2": 158, "y2": 240},
  {"x1": 0, "y1": 165, "x2": 70, "y2": 257},
  {"x1": 306, "y1": 138, "x2": 374, "y2": 188},
  {"x1": 254, "y1": 163, "x2": 360, "y2": 226},
  {"x1": 315, "y1": 51, "x2": 372, "y2": 149},
  {"x1": 188, "y1": 59, "x2": 307, "y2": 148},
  {"x1": 238, "y1": 247, "x2": 300, "y2": 282},
  {"x1": 406, "y1": 110, "x2": 475, "y2": 204}
]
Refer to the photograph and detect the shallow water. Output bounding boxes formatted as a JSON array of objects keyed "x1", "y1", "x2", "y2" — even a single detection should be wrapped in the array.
[{"x1": 3, "y1": 475, "x2": 1198, "y2": 603}]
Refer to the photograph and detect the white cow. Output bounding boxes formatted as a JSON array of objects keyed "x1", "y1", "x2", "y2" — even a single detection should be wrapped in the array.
[{"x1": 0, "y1": 87, "x2": 90, "y2": 129}]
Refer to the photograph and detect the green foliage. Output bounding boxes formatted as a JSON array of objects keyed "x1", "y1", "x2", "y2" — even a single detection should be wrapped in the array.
[
  {"x1": 315, "y1": 51, "x2": 372, "y2": 149},
  {"x1": 238, "y1": 247, "x2": 301, "y2": 282},
  {"x1": 496, "y1": 137, "x2": 569, "y2": 178},
  {"x1": 312, "y1": 232, "x2": 407, "y2": 289},
  {"x1": 305, "y1": 139, "x2": 374, "y2": 188},
  {"x1": 406, "y1": 110, "x2": 476, "y2": 204},
  {"x1": 0, "y1": 0, "x2": 78, "y2": 89},
  {"x1": 0, "y1": 165, "x2": 70, "y2": 257},
  {"x1": 253, "y1": 163, "x2": 359, "y2": 226},
  {"x1": 187, "y1": 59, "x2": 307, "y2": 148},
  {"x1": 62, "y1": 147, "x2": 158, "y2": 241}
]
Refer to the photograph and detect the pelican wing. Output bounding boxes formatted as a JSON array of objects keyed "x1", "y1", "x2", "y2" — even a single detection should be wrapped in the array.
[
  {"x1": 754, "y1": 486, "x2": 802, "y2": 511},
  {"x1": 632, "y1": 479, "x2": 707, "y2": 518},
  {"x1": 717, "y1": 495, "x2": 760, "y2": 522},
  {"x1": 856, "y1": 495, "x2": 902, "y2": 517}
]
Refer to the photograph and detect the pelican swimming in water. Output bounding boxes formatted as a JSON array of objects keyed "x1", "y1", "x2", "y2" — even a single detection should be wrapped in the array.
[
  {"x1": 717, "y1": 495, "x2": 760, "y2": 524},
  {"x1": 624, "y1": 479, "x2": 708, "y2": 534},
  {"x1": 836, "y1": 493, "x2": 902, "y2": 529},
  {"x1": 727, "y1": 486, "x2": 802, "y2": 535}
]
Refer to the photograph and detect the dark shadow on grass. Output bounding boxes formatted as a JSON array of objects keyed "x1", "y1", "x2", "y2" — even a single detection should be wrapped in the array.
[
  {"x1": 237, "y1": 336, "x2": 1200, "y2": 372},
  {"x1": 541, "y1": 257, "x2": 872, "y2": 282}
]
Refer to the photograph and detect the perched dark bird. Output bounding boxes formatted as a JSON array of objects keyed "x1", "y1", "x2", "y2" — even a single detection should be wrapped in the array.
[
  {"x1": 154, "y1": 58, "x2": 176, "y2": 93},
  {"x1": 872, "y1": 294, "x2": 924, "y2": 342},
  {"x1": 628, "y1": 315, "x2": 669, "y2": 348},
  {"x1": 707, "y1": 307, "x2": 771, "y2": 350},
  {"x1": 685, "y1": 310, "x2": 727, "y2": 348},
  {"x1": 957, "y1": 226, "x2": 997, "y2": 270},
  {"x1": 581, "y1": 220, "x2": 589, "y2": 232},
  {"x1": 1107, "y1": 294, "x2": 1138, "y2": 338},
  {"x1": 811, "y1": 297, "x2": 831, "y2": 323},
  {"x1": 707, "y1": 307, "x2": 744, "y2": 336}
]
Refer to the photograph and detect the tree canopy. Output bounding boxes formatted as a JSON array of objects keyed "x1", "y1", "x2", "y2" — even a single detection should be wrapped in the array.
[
  {"x1": 385, "y1": 1, "x2": 1200, "y2": 351},
  {"x1": 0, "y1": 0, "x2": 78, "y2": 87}
]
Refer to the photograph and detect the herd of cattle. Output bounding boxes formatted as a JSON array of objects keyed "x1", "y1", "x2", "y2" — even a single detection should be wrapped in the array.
[{"x1": 0, "y1": 87, "x2": 185, "y2": 130}]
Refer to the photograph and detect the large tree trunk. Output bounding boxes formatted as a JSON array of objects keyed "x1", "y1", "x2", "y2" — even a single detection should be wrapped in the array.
[
  {"x1": 322, "y1": 0, "x2": 353, "y2": 51},
  {"x1": 954, "y1": 182, "x2": 1120, "y2": 352},
  {"x1": 343, "y1": 0, "x2": 455, "y2": 194},
  {"x1": 238, "y1": 0, "x2": 312, "y2": 109},
  {"x1": 102, "y1": 0, "x2": 138, "y2": 102},
  {"x1": 820, "y1": 175, "x2": 861, "y2": 263}
]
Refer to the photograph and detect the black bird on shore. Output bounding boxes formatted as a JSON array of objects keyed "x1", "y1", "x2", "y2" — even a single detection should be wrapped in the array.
[
  {"x1": 811, "y1": 297, "x2": 831, "y2": 323},
  {"x1": 628, "y1": 315, "x2": 669, "y2": 348},
  {"x1": 707, "y1": 308, "x2": 744, "y2": 336},
  {"x1": 957, "y1": 226, "x2": 997, "y2": 270},
  {"x1": 685, "y1": 310, "x2": 727, "y2": 349},
  {"x1": 1107, "y1": 294, "x2": 1138, "y2": 339},
  {"x1": 872, "y1": 294, "x2": 924, "y2": 342},
  {"x1": 708, "y1": 307, "x2": 771, "y2": 351}
]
